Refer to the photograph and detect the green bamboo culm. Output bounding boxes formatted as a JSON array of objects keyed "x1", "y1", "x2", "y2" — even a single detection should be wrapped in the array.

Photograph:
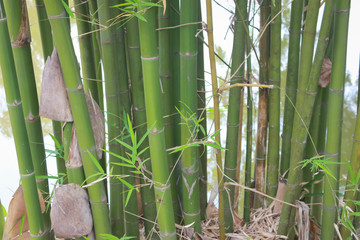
[
  {"x1": 0, "y1": 2, "x2": 45, "y2": 238},
  {"x1": 0, "y1": 200, "x2": 4, "y2": 238},
  {"x1": 96, "y1": 0, "x2": 124, "y2": 236},
  {"x1": 88, "y1": 0, "x2": 104, "y2": 111},
  {"x1": 169, "y1": 1, "x2": 182, "y2": 217},
  {"x1": 35, "y1": 0, "x2": 53, "y2": 58},
  {"x1": 158, "y1": 2, "x2": 181, "y2": 222},
  {"x1": 3, "y1": 0, "x2": 52, "y2": 236},
  {"x1": 73, "y1": 0, "x2": 99, "y2": 104},
  {"x1": 278, "y1": 0, "x2": 335, "y2": 235},
  {"x1": 243, "y1": 21, "x2": 253, "y2": 223},
  {"x1": 205, "y1": 0, "x2": 225, "y2": 238},
  {"x1": 179, "y1": 0, "x2": 201, "y2": 232},
  {"x1": 254, "y1": 0, "x2": 270, "y2": 208},
  {"x1": 303, "y1": 90, "x2": 322, "y2": 205},
  {"x1": 310, "y1": 89, "x2": 328, "y2": 223},
  {"x1": 125, "y1": 16, "x2": 158, "y2": 239},
  {"x1": 170, "y1": 0, "x2": 181, "y2": 151},
  {"x1": 339, "y1": 89, "x2": 360, "y2": 239},
  {"x1": 137, "y1": 1, "x2": 177, "y2": 239},
  {"x1": 321, "y1": 0, "x2": 350, "y2": 239},
  {"x1": 280, "y1": 0, "x2": 303, "y2": 176},
  {"x1": 223, "y1": 0, "x2": 247, "y2": 232},
  {"x1": 110, "y1": 3, "x2": 139, "y2": 237},
  {"x1": 43, "y1": 1, "x2": 112, "y2": 239},
  {"x1": 62, "y1": 122, "x2": 86, "y2": 185},
  {"x1": 266, "y1": 0, "x2": 281, "y2": 199},
  {"x1": 197, "y1": 2, "x2": 207, "y2": 221},
  {"x1": 34, "y1": 0, "x2": 66, "y2": 186}
]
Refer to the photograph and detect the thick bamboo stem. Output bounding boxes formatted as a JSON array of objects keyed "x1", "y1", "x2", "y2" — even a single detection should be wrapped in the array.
[
  {"x1": 266, "y1": 0, "x2": 282, "y2": 199},
  {"x1": 43, "y1": 1, "x2": 112, "y2": 238},
  {"x1": 254, "y1": 0, "x2": 270, "y2": 208},
  {"x1": 278, "y1": 0, "x2": 334, "y2": 235},
  {"x1": 0, "y1": 3, "x2": 45, "y2": 238},
  {"x1": 179, "y1": 0, "x2": 201, "y2": 232},
  {"x1": 125, "y1": 16, "x2": 158, "y2": 239},
  {"x1": 223, "y1": 0, "x2": 247, "y2": 231},
  {"x1": 158, "y1": 2, "x2": 181, "y2": 222},
  {"x1": 138, "y1": 1, "x2": 177, "y2": 239},
  {"x1": 280, "y1": 0, "x2": 303, "y2": 176},
  {"x1": 73, "y1": 0, "x2": 99, "y2": 104},
  {"x1": 321, "y1": 0, "x2": 349, "y2": 239},
  {"x1": 3, "y1": 0, "x2": 51, "y2": 236}
]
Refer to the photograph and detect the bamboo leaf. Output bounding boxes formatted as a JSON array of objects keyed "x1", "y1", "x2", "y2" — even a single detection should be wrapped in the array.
[
  {"x1": 104, "y1": 149, "x2": 133, "y2": 165},
  {"x1": 112, "y1": 162, "x2": 135, "y2": 168},
  {"x1": 117, "y1": 177, "x2": 134, "y2": 190},
  {"x1": 204, "y1": 142, "x2": 227, "y2": 151},
  {"x1": 49, "y1": 133, "x2": 62, "y2": 149},
  {"x1": 88, "y1": 151, "x2": 104, "y2": 174},
  {"x1": 137, "y1": 146, "x2": 149, "y2": 157},
  {"x1": 124, "y1": 189, "x2": 133, "y2": 207},
  {"x1": 137, "y1": 158, "x2": 150, "y2": 170},
  {"x1": 98, "y1": 233, "x2": 121, "y2": 240},
  {"x1": 114, "y1": 138, "x2": 134, "y2": 151},
  {"x1": 2, "y1": 204, "x2": 7, "y2": 217},
  {"x1": 61, "y1": 0, "x2": 74, "y2": 18},
  {"x1": 134, "y1": 12, "x2": 147, "y2": 22}
]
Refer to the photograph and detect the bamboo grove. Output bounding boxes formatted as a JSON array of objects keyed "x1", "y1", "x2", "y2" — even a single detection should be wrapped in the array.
[{"x1": 0, "y1": 0, "x2": 358, "y2": 239}]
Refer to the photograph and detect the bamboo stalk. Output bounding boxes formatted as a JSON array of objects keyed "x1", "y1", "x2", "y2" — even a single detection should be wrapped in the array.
[
  {"x1": 96, "y1": 0, "x2": 125, "y2": 236},
  {"x1": 266, "y1": 0, "x2": 282, "y2": 199},
  {"x1": 35, "y1": 0, "x2": 66, "y2": 187},
  {"x1": 197, "y1": 2, "x2": 207, "y2": 221},
  {"x1": 303, "y1": 91, "x2": 322, "y2": 205},
  {"x1": 169, "y1": 1, "x2": 182, "y2": 212},
  {"x1": 62, "y1": 122, "x2": 86, "y2": 185},
  {"x1": 74, "y1": 0, "x2": 99, "y2": 104},
  {"x1": 321, "y1": 0, "x2": 349, "y2": 239},
  {"x1": 110, "y1": 3, "x2": 138, "y2": 237},
  {"x1": 87, "y1": 0, "x2": 104, "y2": 111},
  {"x1": 0, "y1": 3, "x2": 45, "y2": 238},
  {"x1": 280, "y1": 0, "x2": 303, "y2": 176},
  {"x1": 243, "y1": 25, "x2": 253, "y2": 223},
  {"x1": 138, "y1": 1, "x2": 177, "y2": 239},
  {"x1": 254, "y1": 0, "x2": 270, "y2": 208},
  {"x1": 125, "y1": 16, "x2": 158, "y2": 239},
  {"x1": 43, "y1": 1, "x2": 112, "y2": 238},
  {"x1": 158, "y1": 2, "x2": 181, "y2": 222},
  {"x1": 223, "y1": 0, "x2": 247, "y2": 231},
  {"x1": 179, "y1": 0, "x2": 201, "y2": 232},
  {"x1": 0, "y1": 200, "x2": 4, "y2": 238},
  {"x1": 278, "y1": 0, "x2": 334, "y2": 235},
  {"x1": 205, "y1": 0, "x2": 225, "y2": 238},
  {"x1": 3, "y1": 0, "x2": 52, "y2": 236}
]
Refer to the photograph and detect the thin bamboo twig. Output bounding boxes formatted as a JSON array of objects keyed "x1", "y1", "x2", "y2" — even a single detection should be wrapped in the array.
[{"x1": 205, "y1": 0, "x2": 225, "y2": 238}]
